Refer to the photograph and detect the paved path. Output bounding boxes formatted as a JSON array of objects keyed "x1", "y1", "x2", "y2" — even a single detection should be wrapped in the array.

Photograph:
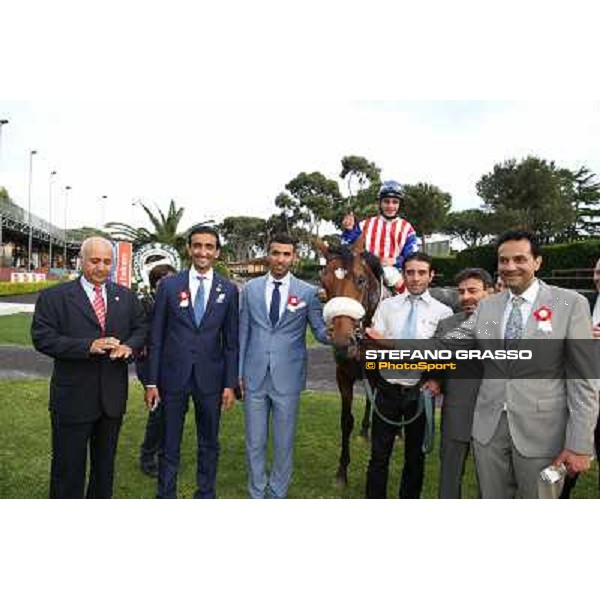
[
  {"x1": 0, "y1": 344, "x2": 349, "y2": 392},
  {"x1": 0, "y1": 292, "x2": 38, "y2": 316},
  {"x1": 0, "y1": 289, "x2": 355, "y2": 392}
]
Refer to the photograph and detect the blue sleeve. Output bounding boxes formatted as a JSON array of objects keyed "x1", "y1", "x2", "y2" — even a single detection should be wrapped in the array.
[
  {"x1": 222, "y1": 283, "x2": 240, "y2": 389},
  {"x1": 395, "y1": 232, "x2": 419, "y2": 269},
  {"x1": 147, "y1": 282, "x2": 168, "y2": 386},
  {"x1": 238, "y1": 285, "x2": 249, "y2": 380},
  {"x1": 307, "y1": 287, "x2": 330, "y2": 345},
  {"x1": 341, "y1": 222, "x2": 362, "y2": 245}
]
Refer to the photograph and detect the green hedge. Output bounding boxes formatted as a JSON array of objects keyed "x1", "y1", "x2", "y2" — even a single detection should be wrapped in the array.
[
  {"x1": 431, "y1": 256, "x2": 458, "y2": 285},
  {"x1": 264, "y1": 239, "x2": 600, "y2": 289},
  {"x1": 0, "y1": 281, "x2": 60, "y2": 296},
  {"x1": 538, "y1": 241, "x2": 600, "y2": 275},
  {"x1": 432, "y1": 239, "x2": 600, "y2": 288}
]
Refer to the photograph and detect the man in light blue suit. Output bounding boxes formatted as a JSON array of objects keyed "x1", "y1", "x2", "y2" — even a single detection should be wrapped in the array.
[{"x1": 239, "y1": 233, "x2": 330, "y2": 498}]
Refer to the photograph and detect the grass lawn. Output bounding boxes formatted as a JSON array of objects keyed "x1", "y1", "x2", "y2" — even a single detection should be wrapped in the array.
[
  {"x1": 0, "y1": 314, "x2": 320, "y2": 349},
  {"x1": 0, "y1": 314, "x2": 33, "y2": 346},
  {"x1": 1, "y1": 379, "x2": 598, "y2": 499}
]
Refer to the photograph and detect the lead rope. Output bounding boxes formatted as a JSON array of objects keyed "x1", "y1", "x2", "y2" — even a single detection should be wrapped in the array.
[{"x1": 360, "y1": 363, "x2": 435, "y2": 454}]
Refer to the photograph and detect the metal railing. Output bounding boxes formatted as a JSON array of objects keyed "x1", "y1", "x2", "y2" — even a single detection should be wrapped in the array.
[{"x1": 0, "y1": 198, "x2": 84, "y2": 243}]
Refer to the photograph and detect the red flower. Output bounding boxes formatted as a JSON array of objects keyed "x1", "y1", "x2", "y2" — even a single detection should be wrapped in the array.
[
  {"x1": 288, "y1": 295, "x2": 300, "y2": 306},
  {"x1": 179, "y1": 290, "x2": 190, "y2": 302},
  {"x1": 533, "y1": 305, "x2": 552, "y2": 321}
]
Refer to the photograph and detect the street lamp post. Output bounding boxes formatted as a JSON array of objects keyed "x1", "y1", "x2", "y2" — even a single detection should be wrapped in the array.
[
  {"x1": 27, "y1": 150, "x2": 38, "y2": 271},
  {"x1": 99, "y1": 195, "x2": 107, "y2": 230},
  {"x1": 0, "y1": 119, "x2": 9, "y2": 171},
  {"x1": 131, "y1": 198, "x2": 141, "y2": 226},
  {"x1": 0, "y1": 120, "x2": 8, "y2": 264},
  {"x1": 48, "y1": 170, "x2": 57, "y2": 271},
  {"x1": 63, "y1": 185, "x2": 71, "y2": 270}
]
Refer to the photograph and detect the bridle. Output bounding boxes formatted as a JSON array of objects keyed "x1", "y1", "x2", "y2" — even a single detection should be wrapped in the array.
[
  {"x1": 319, "y1": 249, "x2": 435, "y2": 452},
  {"x1": 320, "y1": 252, "x2": 380, "y2": 351}
]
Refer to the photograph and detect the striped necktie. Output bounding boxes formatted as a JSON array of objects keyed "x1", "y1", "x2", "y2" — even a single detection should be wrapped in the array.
[{"x1": 92, "y1": 285, "x2": 106, "y2": 334}]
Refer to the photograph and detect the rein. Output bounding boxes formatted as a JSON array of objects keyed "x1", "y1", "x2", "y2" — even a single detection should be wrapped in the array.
[
  {"x1": 360, "y1": 362, "x2": 435, "y2": 453},
  {"x1": 321, "y1": 260, "x2": 434, "y2": 453}
]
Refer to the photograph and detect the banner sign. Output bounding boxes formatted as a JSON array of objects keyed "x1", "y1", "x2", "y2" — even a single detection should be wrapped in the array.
[{"x1": 111, "y1": 242, "x2": 133, "y2": 288}]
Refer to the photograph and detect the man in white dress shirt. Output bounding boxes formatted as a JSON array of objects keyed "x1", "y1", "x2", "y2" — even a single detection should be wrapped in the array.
[
  {"x1": 366, "y1": 252, "x2": 453, "y2": 498},
  {"x1": 369, "y1": 232, "x2": 598, "y2": 498}
]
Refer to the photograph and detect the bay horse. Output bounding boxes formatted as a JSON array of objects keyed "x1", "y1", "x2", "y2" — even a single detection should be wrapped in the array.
[{"x1": 317, "y1": 236, "x2": 384, "y2": 488}]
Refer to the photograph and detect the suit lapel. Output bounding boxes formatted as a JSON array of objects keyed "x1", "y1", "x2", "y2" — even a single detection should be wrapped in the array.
[
  {"x1": 104, "y1": 282, "x2": 119, "y2": 333},
  {"x1": 176, "y1": 270, "x2": 196, "y2": 328},
  {"x1": 256, "y1": 275, "x2": 270, "y2": 327},
  {"x1": 277, "y1": 275, "x2": 299, "y2": 328},
  {"x1": 522, "y1": 281, "x2": 553, "y2": 339},
  {"x1": 68, "y1": 277, "x2": 103, "y2": 331},
  {"x1": 481, "y1": 292, "x2": 509, "y2": 375},
  {"x1": 483, "y1": 291, "x2": 506, "y2": 340},
  {"x1": 200, "y1": 274, "x2": 222, "y2": 326},
  {"x1": 505, "y1": 281, "x2": 551, "y2": 373}
]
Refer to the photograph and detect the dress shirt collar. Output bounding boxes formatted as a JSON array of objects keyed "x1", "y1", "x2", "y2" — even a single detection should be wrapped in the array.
[
  {"x1": 508, "y1": 278, "x2": 539, "y2": 305},
  {"x1": 189, "y1": 267, "x2": 214, "y2": 286},
  {"x1": 400, "y1": 289, "x2": 433, "y2": 305},
  {"x1": 80, "y1": 276, "x2": 106, "y2": 293},
  {"x1": 267, "y1": 272, "x2": 291, "y2": 287}
]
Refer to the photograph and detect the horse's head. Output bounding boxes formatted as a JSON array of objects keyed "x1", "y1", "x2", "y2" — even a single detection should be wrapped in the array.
[{"x1": 317, "y1": 236, "x2": 381, "y2": 351}]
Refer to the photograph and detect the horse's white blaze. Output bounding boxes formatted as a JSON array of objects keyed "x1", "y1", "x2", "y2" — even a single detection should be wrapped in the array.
[
  {"x1": 322, "y1": 297, "x2": 366, "y2": 323},
  {"x1": 334, "y1": 268, "x2": 347, "y2": 280}
]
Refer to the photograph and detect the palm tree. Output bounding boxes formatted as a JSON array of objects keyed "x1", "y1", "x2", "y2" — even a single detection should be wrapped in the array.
[{"x1": 106, "y1": 199, "x2": 187, "y2": 252}]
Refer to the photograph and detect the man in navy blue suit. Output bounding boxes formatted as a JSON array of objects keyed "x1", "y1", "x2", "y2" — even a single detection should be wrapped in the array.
[{"x1": 145, "y1": 225, "x2": 239, "y2": 498}]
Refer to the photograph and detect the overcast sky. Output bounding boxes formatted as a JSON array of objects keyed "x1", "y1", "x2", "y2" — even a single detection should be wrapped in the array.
[{"x1": 1, "y1": 2, "x2": 599, "y2": 234}]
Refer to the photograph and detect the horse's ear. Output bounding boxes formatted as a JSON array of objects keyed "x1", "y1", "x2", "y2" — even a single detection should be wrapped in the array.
[
  {"x1": 352, "y1": 233, "x2": 365, "y2": 256},
  {"x1": 312, "y1": 235, "x2": 330, "y2": 259}
]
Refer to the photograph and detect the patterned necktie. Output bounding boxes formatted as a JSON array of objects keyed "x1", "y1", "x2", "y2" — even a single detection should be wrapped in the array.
[
  {"x1": 194, "y1": 276, "x2": 206, "y2": 326},
  {"x1": 402, "y1": 295, "x2": 418, "y2": 339},
  {"x1": 269, "y1": 281, "x2": 282, "y2": 327},
  {"x1": 92, "y1": 285, "x2": 106, "y2": 334},
  {"x1": 505, "y1": 296, "x2": 524, "y2": 345}
]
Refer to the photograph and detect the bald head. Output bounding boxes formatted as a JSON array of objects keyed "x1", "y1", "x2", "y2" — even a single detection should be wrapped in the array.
[
  {"x1": 80, "y1": 236, "x2": 113, "y2": 258},
  {"x1": 80, "y1": 237, "x2": 113, "y2": 285}
]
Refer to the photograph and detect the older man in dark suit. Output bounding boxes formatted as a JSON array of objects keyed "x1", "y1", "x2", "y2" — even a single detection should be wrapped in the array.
[{"x1": 31, "y1": 237, "x2": 147, "y2": 498}]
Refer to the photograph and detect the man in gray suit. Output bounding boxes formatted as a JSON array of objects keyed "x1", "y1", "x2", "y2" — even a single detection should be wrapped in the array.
[
  {"x1": 368, "y1": 230, "x2": 599, "y2": 498},
  {"x1": 432, "y1": 267, "x2": 494, "y2": 499},
  {"x1": 239, "y1": 233, "x2": 330, "y2": 499}
]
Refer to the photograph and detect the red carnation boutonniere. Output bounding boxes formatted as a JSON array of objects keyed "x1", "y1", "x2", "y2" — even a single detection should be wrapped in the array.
[
  {"x1": 532, "y1": 304, "x2": 553, "y2": 333},
  {"x1": 287, "y1": 294, "x2": 306, "y2": 313},
  {"x1": 179, "y1": 290, "x2": 191, "y2": 308}
]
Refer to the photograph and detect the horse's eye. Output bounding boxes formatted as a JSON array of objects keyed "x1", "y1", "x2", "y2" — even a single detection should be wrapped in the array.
[{"x1": 357, "y1": 276, "x2": 367, "y2": 288}]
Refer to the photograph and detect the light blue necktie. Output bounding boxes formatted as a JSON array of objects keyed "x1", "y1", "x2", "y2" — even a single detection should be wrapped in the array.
[
  {"x1": 402, "y1": 295, "x2": 418, "y2": 339},
  {"x1": 194, "y1": 276, "x2": 206, "y2": 326}
]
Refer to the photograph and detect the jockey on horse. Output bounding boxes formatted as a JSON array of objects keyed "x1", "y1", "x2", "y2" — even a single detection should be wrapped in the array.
[{"x1": 340, "y1": 180, "x2": 419, "y2": 295}]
